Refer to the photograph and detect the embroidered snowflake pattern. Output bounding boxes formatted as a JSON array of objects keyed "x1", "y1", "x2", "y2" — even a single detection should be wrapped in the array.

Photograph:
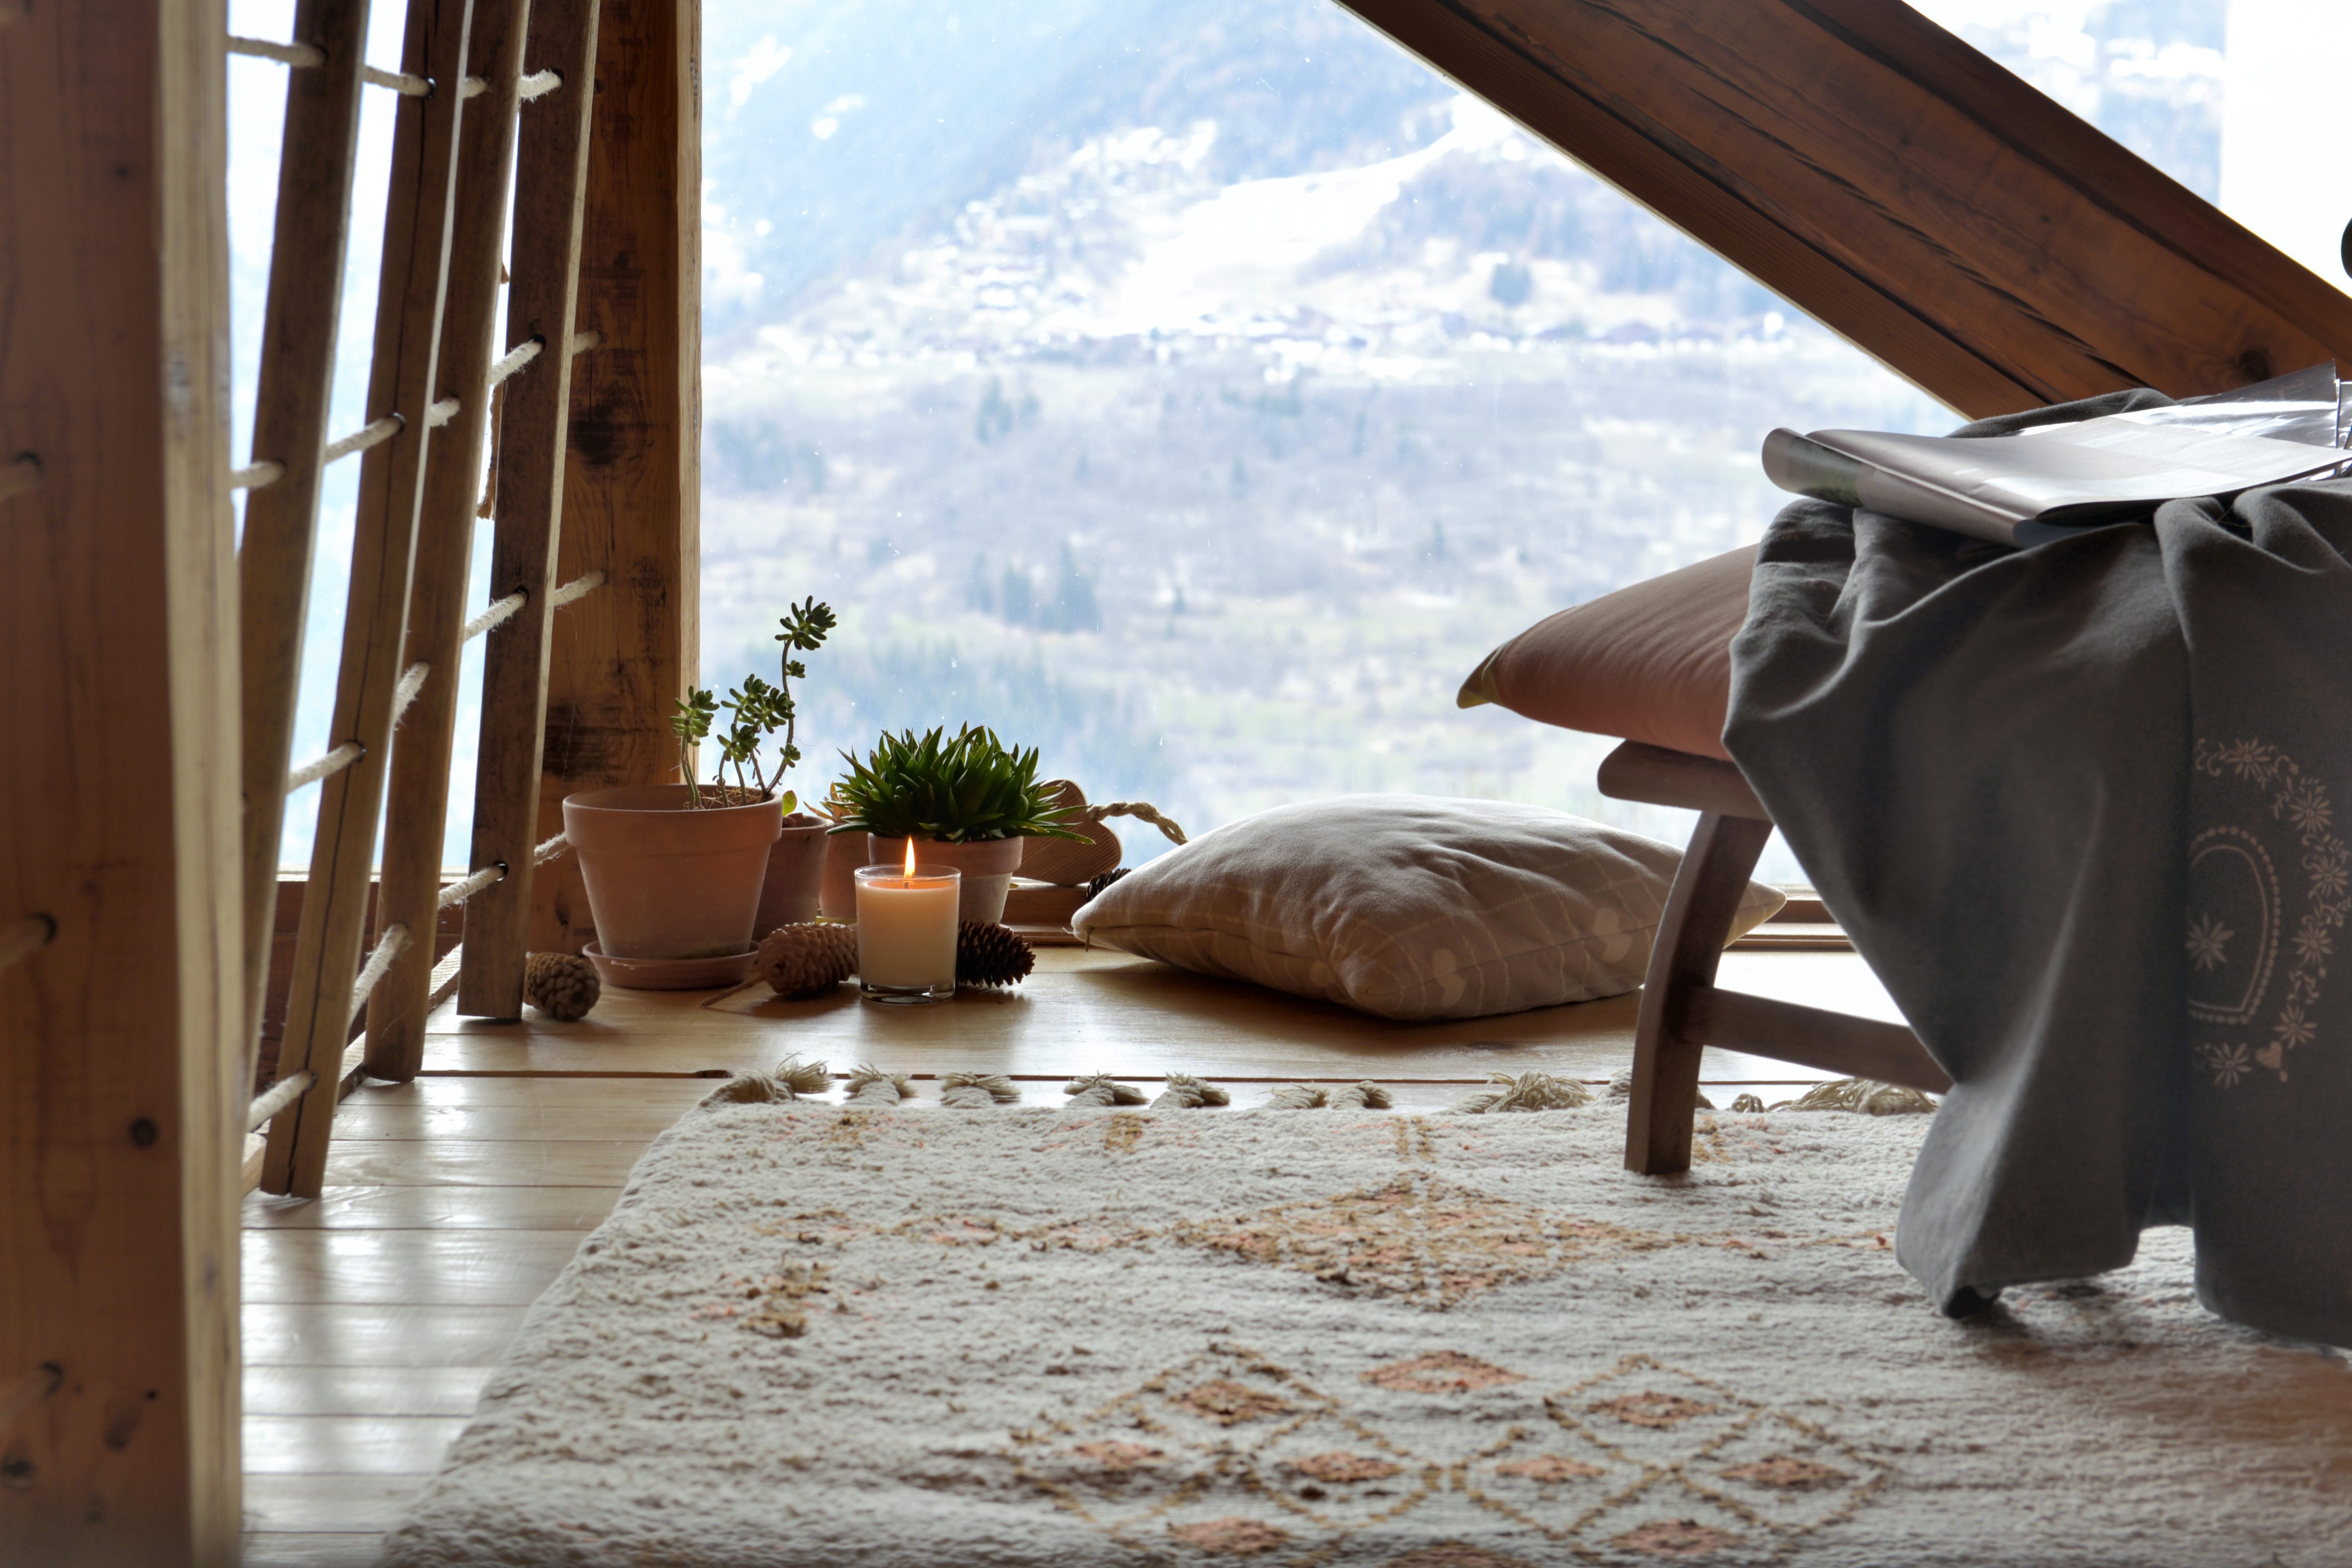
[
  {"x1": 2195, "y1": 740, "x2": 2348, "y2": 1086},
  {"x1": 2201, "y1": 1042, "x2": 2252, "y2": 1088},
  {"x1": 2272, "y1": 1005, "x2": 2317, "y2": 1054},
  {"x1": 2185, "y1": 913, "x2": 2234, "y2": 972}
]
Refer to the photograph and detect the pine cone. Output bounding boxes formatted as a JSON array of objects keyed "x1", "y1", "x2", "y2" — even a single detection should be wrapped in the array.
[
  {"x1": 1085, "y1": 866, "x2": 1130, "y2": 900},
  {"x1": 956, "y1": 921, "x2": 1034, "y2": 987},
  {"x1": 757, "y1": 922, "x2": 858, "y2": 999},
  {"x1": 523, "y1": 952, "x2": 600, "y2": 1021}
]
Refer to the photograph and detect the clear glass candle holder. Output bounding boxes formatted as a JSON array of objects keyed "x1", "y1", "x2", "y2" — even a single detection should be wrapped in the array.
[{"x1": 853, "y1": 863, "x2": 959, "y2": 1003}]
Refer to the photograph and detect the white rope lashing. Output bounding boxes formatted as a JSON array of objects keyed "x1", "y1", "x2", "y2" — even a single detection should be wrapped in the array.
[
  {"x1": 245, "y1": 1069, "x2": 316, "y2": 1132},
  {"x1": 389, "y1": 660, "x2": 430, "y2": 728},
  {"x1": 533, "y1": 832, "x2": 572, "y2": 865},
  {"x1": 569, "y1": 330, "x2": 602, "y2": 356},
  {"x1": 285, "y1": 741, "x2": 362, "y2": 793},
  {"x1": 487, "y1": 338, "x2": 543, "y2": 387},
  {"x1": 229, "y1": 460, "x2": 285, "y2": 490},
  {"x1": 226, "y1": 35, "x2": 323, "y2": 68},
  {"x1": 463, "y1": 592, "x2": 527, "y2": 642},
  {"x1": 227, "y1": 36, "x2": 554, "y2": 109},
  {"x1": 425, "y1": 396, "x2": 460, "y2": 429},
  {"x1": 548, "y1": 569, "x2": 604, "y2": 608},
  {"x1": 1, "y1": 454, "x2": 41, "y2": 503},
  {"x1": 323, "y1": 413, "x2": 402, "y2": 464},
  {"x1": 347, "y1": 922, "x2": 411, "y2": 1026},
  {"x1": 436, "y1": 863, "x2": 503, "y2": 910},
  {"x1": 0, "y1": 915, "x2": 57, "y2": 975}
]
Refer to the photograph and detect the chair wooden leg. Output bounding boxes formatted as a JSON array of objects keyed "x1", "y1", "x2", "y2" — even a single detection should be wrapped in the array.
[{"x1": 1624, "y1": 811, "x2": 1774, "y2": 1174}]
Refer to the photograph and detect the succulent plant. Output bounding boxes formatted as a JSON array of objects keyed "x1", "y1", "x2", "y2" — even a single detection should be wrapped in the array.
[
  {"x1": 670, "y1": 595, "x2": 836, "y2": 809},
  {"x1": 827, "y1": 725, "x2": 1088, "y2": 844}
]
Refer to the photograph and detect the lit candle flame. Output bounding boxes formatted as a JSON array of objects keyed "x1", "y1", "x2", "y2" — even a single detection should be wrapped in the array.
[{"x1": 903, "y1": 837, "x2": 917, "y2": 882}]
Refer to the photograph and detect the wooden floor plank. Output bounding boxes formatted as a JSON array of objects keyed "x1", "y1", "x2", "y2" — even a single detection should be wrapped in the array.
[
  {"x1": 330, "y1": 1100, "x2": 702, "y2": 1141},
  {"x1": 242, "y1": 1473, "x2": 427, "y2": 1533},
  {"x1": 238, "y1": 1532, "x2": 394, "y2": 1567},
  {"x1": 244, "y1": 1230, "x2": 585, "y2": 1304},
  {"x1": 322, "y1": 1138, "x2": 647, "y2": 1189},
  {"x1": 244, "y1": 1416, "x2": 472, "y2": 1474},
  {"x1": 243, "y1": 1186, "x2": 626, "y2": 1230},
  {"x1": 243, "y1": 1304, "x2": 529, "y2": 1367},
  {"x1": 245, "y1": 1365, "x2": 493, "y2": 1417}
]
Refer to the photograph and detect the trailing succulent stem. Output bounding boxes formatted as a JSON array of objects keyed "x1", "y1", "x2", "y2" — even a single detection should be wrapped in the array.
[
  {"x1": 670, "y1": 596, "x2": 836, "y2": 809},
  {"x1": 829, "y1": 725, "x2": 1087, "y2": 844}
]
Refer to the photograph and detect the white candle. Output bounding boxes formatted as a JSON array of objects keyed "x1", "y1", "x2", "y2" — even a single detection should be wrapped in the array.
[{"x1": 854, "y1": 848, "x2": 959, "y2": 1002}]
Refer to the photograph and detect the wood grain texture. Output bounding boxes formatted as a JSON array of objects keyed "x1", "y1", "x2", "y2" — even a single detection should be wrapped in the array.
[
  {"x1": 238, "y1": 1532, "x2": 404, "y2": 1568},
  {"x1": 528, "y1": 0, "x2": 702, "y2": 956},
  {"x1": 241, "y1": 1304, "x2": 530, "y2": 1367},
  {"x1": 366, "y1": 0, "x2": 534, "y2": 1083},
  {"x1": 460, "y1": 0, "x2": 604, "y2": 1019},
  {"x1": 242, "y1": 1230, "x2": 585, "y2": 1304},
  {"x1": 1598, "y1": 741, "x2": 1769, "y2": 820},
  {"x1": 0, "y1": 0, "x2": 245, "y2": 1559},
  {"x1": 1624, "y1": 811, "x2": 1776, "y2": 1175},
  {"x1": 1334, "y1": 0, "x2": 2352, "y2": 416},
  {"x1": 266, "y1": 0, "x2": 477, "y2": 1199},
  {"x1": 241, "y1": 1473, "x2": 428, "y2": 1533},
  {"x1": 1688, "y1": 985, "x2": 1948, "y2": 1093},
  {"x1": 236, "y1": 0, "x2": 375, "y2": 1081},
  {"x1": 243, "y1": 1365, "x2": 495, "y2": 1416}
]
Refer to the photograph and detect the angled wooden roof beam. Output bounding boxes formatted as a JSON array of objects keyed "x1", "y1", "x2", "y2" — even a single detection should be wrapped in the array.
[{"x1": 1334, "y1": 0, "x2": 2352, "y2": 418}]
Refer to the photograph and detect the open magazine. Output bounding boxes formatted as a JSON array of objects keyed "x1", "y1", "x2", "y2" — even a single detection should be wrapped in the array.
[{"x1": 1763, "y1": 363, "x2": 2350, "y2": 546}]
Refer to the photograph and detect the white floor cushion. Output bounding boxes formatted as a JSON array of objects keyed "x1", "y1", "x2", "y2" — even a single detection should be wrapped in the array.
[{"x1": 1072, "y1": 794, "x2": 1782, "y2": 1020}]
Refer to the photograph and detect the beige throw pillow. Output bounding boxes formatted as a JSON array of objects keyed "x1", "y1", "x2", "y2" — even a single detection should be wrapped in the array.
[{"x1": 1070, "y1": 795, "x2": 1783, "y2": 1021}]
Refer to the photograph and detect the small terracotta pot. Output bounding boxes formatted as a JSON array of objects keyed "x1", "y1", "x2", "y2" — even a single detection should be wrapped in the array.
[
  {"x1": 756, "y1": 814, "x2": 831, "y2": 934},
  {"x1": 818, "y1": 827, "x2": 867, "y2": 920},
  {"x1": 866, "y1": 835, "x2": 1025, "y2": 924},
  {"x1": 563, "y1": 784, "x2": 782, "y2": 960}
]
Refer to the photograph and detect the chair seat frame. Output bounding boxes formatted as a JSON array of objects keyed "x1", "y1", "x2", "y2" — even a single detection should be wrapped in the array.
[{"x1": 1599, "y1": 741, "x2": 1952, "y2": 1174}]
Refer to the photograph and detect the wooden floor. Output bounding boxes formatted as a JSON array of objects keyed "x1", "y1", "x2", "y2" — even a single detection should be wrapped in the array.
[{"x1": 237, "y1": 945, "x2": 1892, "y2": 1566}]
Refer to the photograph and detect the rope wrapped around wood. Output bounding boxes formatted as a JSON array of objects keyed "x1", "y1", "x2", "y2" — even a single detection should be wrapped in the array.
[
  {"x1": 389, "y1": 660, "x2": 430, "y2": 728},
  {"x1": 323, "y1": 413, "x2": 401, "y2": 464},
  {"x1": 435, "y1": 863, "x2": 504, "y2": 911},
  {"x1": 547, "y1": 568, "x2": 604, "y2": 608},
  {"x1": 285, "y1": 740, "x2": 362, "y2": 793},
  {"x1": 532, "y1": 832, "x2": 571, "y2": 865},
  {"x1": 462, "y1": 592, "x2": 526, "y2": 642},
  {"x1": 347, "y1": 923, "x2": 412, "y2": 1026},
  {"x1": 226, "y1": 34, "x2": 324, "y2": 68},
  {"x1": 245, "y1": 1069, "x2": 316, "y2": 1132},
  {"x1": 1076, "y1": 800, "x2": 1188, "y2": 845},
  {"x1": 229, "y1": 460, "x2": 285, "y2": 490},
  {"x1": 486, "y1": 337, "x2": 543, "y2": 387}
]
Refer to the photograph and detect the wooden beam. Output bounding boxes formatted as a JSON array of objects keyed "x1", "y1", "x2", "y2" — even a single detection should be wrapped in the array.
[
  {"x1": 234, "y1": 0, "x2": 373, "y2": 1089},
  {"x1": 366, "y1": 0, "x2": 536, "y2": 1081},
  {"x1": 265, "y1": 0, "x2": 477, "y2": 1198},
  {"x1": 528, "y1": 0, "x2": 701, "y2": 955},
  {"x1": 0, "y1": 0, "x2": 244, "y2": 1558},
  {"x1": 1333, "y1": 0, "x2": 2352, "y2": 416},
  {"x1": 459, "y1": 0, "x2": 604, "y2": 1017}
]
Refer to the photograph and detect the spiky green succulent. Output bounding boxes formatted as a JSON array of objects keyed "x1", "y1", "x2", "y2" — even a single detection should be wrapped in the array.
[{"x1": 828, "y1": 726, "x2": 1086, "y2": 844}]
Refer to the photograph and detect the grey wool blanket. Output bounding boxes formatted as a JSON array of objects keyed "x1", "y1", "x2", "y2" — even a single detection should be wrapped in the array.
[{"x1": 1724, "y1": 390, "x2": 2352, "y2": 1347}]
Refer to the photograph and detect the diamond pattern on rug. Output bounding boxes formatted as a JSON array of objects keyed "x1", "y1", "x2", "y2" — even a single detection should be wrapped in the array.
[
  {"x1": 1175, "y1": 1172, "x2": 1668, "y2": 1309},
  {"x1": 1010, "y1": 1345, "x2": 1886, "y2": 1565}
]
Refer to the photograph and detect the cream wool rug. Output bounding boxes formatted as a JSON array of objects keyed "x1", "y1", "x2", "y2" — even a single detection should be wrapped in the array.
[{"x1": 382, "y1": 1096, "x2": 2352, "y2": 1568}]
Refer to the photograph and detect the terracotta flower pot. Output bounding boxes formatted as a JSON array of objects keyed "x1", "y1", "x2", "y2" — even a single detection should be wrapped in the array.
[
  {"x1": 563, "y1": 784, "x2": 782, "y2": 960},
  {"x1": 756, "y1": 814, "x2": 831, "y2": 934},
  {"x1": 866, "y1": 835, "x2": 1025, "y2": 924}
]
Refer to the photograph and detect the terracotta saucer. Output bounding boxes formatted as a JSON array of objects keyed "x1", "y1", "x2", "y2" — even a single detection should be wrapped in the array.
[{"x1": 581, "y1": 941, "x2": 756, "y2": 991}]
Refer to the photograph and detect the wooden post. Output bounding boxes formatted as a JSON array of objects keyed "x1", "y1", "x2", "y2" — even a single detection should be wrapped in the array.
[
  {"x1": 458, "y1": 0, "x2": 604, "y2": 1018},
  {"x1": 365, "y1": 0, "x2": 535, "y2": 1080},
  {"x1": 234, "y1": 0, "x2": 375, "y2": 1090},
  {"x1": 0, "y1": 0, "x2": 245, "y2": 1559},
  {"x1": 526, "y1": 0, "x2": 701, "y2": 956},
  {"x1": 264, "y1": 0, "x2": 476, "y2": 1197}
]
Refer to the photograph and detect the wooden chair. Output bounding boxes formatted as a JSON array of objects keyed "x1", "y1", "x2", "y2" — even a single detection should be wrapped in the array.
[{"x1": 1598, "y1": 740, "x2": 1952, "y2": 1175}]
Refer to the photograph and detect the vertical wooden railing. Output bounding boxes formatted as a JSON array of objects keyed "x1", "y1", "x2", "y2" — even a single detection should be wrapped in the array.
[
  {"x1": 233, "y1": 0, "x2": 374, "y2": 1099},
  {"x1": 260, "y1": 0, "x2": 476, "y2": 1198},
  {"x1": 361, "y1": 0, "x2": 534, "y2": 1077},
  {"x1": 2, "y1": 0, "x2": 245, "y2": 1557},
  {"x1": 456, "y1": 0, "x2": 604, "y2": 1022}
]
